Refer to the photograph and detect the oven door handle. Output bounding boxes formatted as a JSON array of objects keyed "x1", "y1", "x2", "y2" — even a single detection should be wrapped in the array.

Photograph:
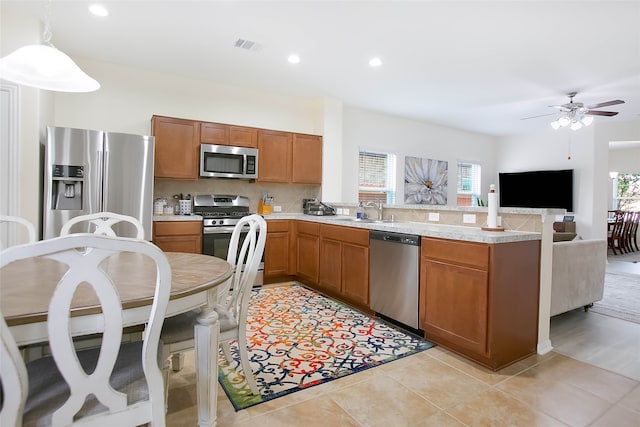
[{"x1": 203, "y1": 226, "x2": 242, "y2": 234}]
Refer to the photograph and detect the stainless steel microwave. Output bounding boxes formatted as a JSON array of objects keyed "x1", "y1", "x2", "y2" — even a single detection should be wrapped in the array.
[{"x1": 200, "y1": 144, "x2": 258, "y2": 179}]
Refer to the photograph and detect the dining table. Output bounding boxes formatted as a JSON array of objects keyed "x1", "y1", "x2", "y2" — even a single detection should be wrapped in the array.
[{"x1": 0, "y1": 250, "x2": 232, "y2": 427}]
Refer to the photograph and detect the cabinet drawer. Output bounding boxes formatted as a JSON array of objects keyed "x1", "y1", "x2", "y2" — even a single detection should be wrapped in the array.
[
  {"x1": 422, "y1": 237, "x2": 489, "y2": 270},
  {"x1": 267, "y1": 219, "x2": 290, "y2": 233},
  {"x1": 297, "y1": 221, "x2": 319, "y2": 236},
  {"x1": 320, "y1": 224, "x2": 369, "y2": 246},
  {"x1": 154, "y1": 221, "x2": 201, "y2": 236}
]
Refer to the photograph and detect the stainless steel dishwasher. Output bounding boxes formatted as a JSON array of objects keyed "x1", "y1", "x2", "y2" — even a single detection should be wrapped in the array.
[{"x1": 369, "y1": 230, "x2": 421, "y2": 330}]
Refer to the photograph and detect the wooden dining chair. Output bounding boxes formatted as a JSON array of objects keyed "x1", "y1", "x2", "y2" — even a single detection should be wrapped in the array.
[
  {"x1": 0, "y1": 215, "x2": 37, "y2": 249},
  {"x1": 607, "y1": 210, "x2": 626, "y2": 255},
  {"x1": 160, "y1": 214, "x2": 267, "y2": 396},
  {"x1": 0, "y1": 233, "x2": 171, "y2": 426},
  {"x1": 60, "y1": 211, "x2": 145, "y2": 239}
]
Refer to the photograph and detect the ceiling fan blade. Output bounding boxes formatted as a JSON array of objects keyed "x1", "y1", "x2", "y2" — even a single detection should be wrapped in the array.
[
  {"x1": 585, "y1": 110, "x2": 619, "y2": 116},
  {"x1": 586, "y1": 100, "x2": 625, "y2": 109},
  {"x1": 520, "y1": 113, "x2": 557, "y2": 120}
]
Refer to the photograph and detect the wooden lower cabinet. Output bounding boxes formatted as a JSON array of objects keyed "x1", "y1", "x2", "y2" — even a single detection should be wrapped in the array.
[
  {"x1": 318, "y1": 224, "x2": 369, "y2": 309},
  {"x1": 264, "y1": 220, "x2": 292, "y2": 280},
  {"x1": 153, "y1": 221, "x2": 202, "y2": 253},
  {"x1": 419, "y1": 237, "x2": 540, "y2": 370},
  {"x1": 296, "y1": 221, "x2": 319, "y2": 284}
]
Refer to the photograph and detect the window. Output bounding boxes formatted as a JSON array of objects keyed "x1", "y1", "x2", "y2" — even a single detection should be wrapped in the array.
[
  {"x1": 457, "y1": 162, "x2": 481, "y2": 206},
  {"x1": 613, "y1": 173, "x2": 640, "y2": 211},
  {"x1": 358, "y1": 150, "x2": 396, "y2": 203}
]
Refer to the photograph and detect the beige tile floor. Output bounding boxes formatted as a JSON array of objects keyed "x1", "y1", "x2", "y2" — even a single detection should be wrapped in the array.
[
  {"x1": 166, "y1": 258, "x2": 640, "y2": 426},
  {"x1": 166, "y1": 333, "x2": 639, "y2": 426}
]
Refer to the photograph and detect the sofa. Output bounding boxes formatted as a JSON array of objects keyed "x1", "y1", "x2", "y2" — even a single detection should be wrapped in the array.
[{"x1": 550, "y1": 239, "x2": 607, "y2": 317}]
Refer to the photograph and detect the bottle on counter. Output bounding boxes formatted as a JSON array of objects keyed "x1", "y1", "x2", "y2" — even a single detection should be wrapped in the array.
[{"x1": 356, "y1": 202, "x2": 363, "y2": 219}]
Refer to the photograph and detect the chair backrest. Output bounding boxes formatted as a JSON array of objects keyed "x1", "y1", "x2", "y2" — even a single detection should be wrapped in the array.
[
  {"x1": 60, "y1": 212, "x2": 145, "y2": 239},
  {"x1": 0, "y1": 234, "x2": 171, "y2": 426},
  {"x1": 0, "y1": 306, "x2": 29, "y2": 427},
  {"x1": 0, "y1": 215, "x2": 37, "y2": 250},
  {"x1": 221, "y1": 215, "x2": 267, "y2": 319}
]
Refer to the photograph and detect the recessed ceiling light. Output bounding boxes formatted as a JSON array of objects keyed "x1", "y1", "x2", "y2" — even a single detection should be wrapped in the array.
[
  {"x1": 288, "y1": 54, "x2": 301, "y2": 64},
  {"x1": 89, "y1": 4, "x2": 109, "y2": 17},
  {"x1": 369, "y1": 57, "x2": 382, "y2": 67}
]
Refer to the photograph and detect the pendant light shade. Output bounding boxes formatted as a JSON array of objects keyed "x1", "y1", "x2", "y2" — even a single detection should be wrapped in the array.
[{"x1": 0, "y1": 44, "x2": 100, "y2": 92}]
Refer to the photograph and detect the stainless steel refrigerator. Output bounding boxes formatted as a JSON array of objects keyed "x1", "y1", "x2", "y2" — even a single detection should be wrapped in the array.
[{"x1": 43, "y1": 126, "x2": 155, "y2": 240}]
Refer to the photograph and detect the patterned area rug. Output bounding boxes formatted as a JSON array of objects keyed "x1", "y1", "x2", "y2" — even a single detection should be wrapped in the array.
[
  {"x1": 218, "y1": 283, "x2": 434, "y2": 411},
  {"x1": 591, "y1": 271, "x2": 640, "y2": 324}
]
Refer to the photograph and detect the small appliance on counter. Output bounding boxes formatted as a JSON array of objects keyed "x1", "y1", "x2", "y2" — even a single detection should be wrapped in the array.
[{"x1": 303, "y1": 199, "x2": 336, "y2": 216}]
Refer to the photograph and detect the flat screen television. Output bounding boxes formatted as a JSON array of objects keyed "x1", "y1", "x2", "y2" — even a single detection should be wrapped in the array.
[{"x1": 498, "y1": 169, "x2": 573, "y2": 212}]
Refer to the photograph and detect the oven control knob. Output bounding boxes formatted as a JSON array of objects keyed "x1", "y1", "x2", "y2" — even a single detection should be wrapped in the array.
[{"x1": 212, "y1": 220, "x2": 217, "y2": 225}]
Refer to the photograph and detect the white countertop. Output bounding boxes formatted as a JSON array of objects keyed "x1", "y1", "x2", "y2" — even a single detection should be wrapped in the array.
[
  {"x1": 263, "y1": 213, "x2": 541, "y2": 244},
  {"x1": 153, "y1": 215, "x2": 203, "y2": 222}
]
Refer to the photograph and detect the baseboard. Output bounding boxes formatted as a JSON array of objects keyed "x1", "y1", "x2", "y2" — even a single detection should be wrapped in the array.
[{"x1": 537, "y1": 339, "x2": 554, "y2": 355}]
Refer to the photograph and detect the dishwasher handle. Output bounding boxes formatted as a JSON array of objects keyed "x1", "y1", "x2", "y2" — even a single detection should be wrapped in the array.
[{"x1": 370, "y1": 230, "x2": 420, "y2": 246}]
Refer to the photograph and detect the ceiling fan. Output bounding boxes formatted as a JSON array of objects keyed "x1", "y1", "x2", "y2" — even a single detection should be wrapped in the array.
[{"x1": 522, "y1": 92, "x2": 625, "y2": 130}]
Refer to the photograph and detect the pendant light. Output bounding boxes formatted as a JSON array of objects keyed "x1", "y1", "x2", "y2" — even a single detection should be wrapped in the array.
[{"x1": 0, "y1": 1, "x2": 100, "y2": 92}]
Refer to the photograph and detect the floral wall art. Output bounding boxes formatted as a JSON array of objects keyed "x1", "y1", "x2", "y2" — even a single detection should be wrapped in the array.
[{"x1": 404, "y1": 156, "x2": 448, "y2": 205}]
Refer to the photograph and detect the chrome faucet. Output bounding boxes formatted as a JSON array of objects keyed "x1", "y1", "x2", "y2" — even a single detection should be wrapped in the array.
[{"x1": 363, "y1": 200, "x2": 383, "y2": 220}]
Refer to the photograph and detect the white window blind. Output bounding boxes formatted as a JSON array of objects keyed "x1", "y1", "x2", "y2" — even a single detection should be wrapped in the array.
[
  {"x1": 457, "y1": 162, "x2": 481, "y2": 206},
  {"x1": 359, "y1": 150, "x2": 396, "y2": 203}
]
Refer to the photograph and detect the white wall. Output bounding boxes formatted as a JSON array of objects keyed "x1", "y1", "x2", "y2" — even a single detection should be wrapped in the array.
[
  {"x1": 609, "y1": 148, "x2": 640, "y2": 174},
  {"x1": 0, "y1": 10, "x2": 51, "y2": 233},
  {"x1": 54, "y1": 58, "x2": 324, "y2": 136},
  {"x1": 341, "y1": 107, "x2": 497, "y2": 204},
  {"x1": 497, "y1": 120, "x2": 640, "y2": 239}
]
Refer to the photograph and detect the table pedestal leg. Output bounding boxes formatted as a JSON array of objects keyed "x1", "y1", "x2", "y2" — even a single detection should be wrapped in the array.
[{"x1": 195, "y1": 308, "x2": 219, "y2": 427}]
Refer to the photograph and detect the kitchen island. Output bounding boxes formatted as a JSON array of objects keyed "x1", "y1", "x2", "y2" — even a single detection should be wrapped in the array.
[{"x1": 263, "y1": 213, "x2": 542, "y2": 371}]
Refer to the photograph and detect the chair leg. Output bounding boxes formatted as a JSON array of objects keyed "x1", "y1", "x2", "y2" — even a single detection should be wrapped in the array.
[
  {"x1": 221, "y1": 341, "x2": 233, "y2": 363},
  {"x1": 237, "y1": 333, "x2": 259, "y2": 395}
]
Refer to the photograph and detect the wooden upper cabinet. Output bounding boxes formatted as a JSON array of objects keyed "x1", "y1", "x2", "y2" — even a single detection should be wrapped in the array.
[
  {"x1": 151, "y1": 115, "x2": 199, "y2": 179},
  {"x1": 200, "y1": 122, "x2": 228, "y2": 145},
  {"x1": 200, "y1": 122, "x2": 258, "y2": 148},
  {"x1": 229, "y1": 126, "x2": 258, "y2": 148},
  {"x1": 292, "y1": 134, "x2": 322, "y2": 184},
  {"x1": 257, "y1": 130, "x2": 292, "y2": 183}
]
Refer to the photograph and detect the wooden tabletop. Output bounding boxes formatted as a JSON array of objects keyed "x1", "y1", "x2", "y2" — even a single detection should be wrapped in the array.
[{"x1": 0, "y1": 251, "x2": 232, "y2": 326}]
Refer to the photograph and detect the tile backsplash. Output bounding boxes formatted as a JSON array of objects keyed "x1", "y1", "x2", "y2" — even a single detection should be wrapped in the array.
[{"x1": 154, "y1": 179, "x2": 321, "y2": 213}]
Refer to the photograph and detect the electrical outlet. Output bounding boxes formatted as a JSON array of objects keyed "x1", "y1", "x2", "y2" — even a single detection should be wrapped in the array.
[
  {"x1": 336, "y1": 208, "x2": 343, "y2": 215},
  {"x1": 343, "y1": 208, "x2": 350, "y2": 215},
  {"x1": 428, "y1": 212, "x2": 440, "y2": 222},
  {"x1": 463, "y1": 214, "x2": 476, "y2": 224},
  {"x1": 273, "y1": 205, "x2": 282, "y2": 212},
  {"x1": 497, "y1": 216, "x2": 502, "y2": 226}
]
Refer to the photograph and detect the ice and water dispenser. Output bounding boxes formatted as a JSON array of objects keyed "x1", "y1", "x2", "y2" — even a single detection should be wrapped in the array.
[{"x1": 51, "y1": 164, "x2": 84, "y2": 210}]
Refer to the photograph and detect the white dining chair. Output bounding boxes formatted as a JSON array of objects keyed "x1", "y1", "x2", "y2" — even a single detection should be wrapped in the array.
[
  {"x1": 160, "y1": 214, "x2": 267, "y2": 396},
  {"x1": 60, "y1": 211, "x2": 145, "y2": 239},
  {"x1": 0, "y1": 233, "x2": 171, "y2": 426},
  {"x1": 0, "y1": 215, "x2": 37, "y2": 250},
  {"x1": 0, "y1": 306, "x2": 29, "y2": 427}
]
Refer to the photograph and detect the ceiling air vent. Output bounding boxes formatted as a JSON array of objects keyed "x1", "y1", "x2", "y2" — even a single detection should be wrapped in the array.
[{"x1": 234, "y1": 38, "x2": 262, "y2": 52}]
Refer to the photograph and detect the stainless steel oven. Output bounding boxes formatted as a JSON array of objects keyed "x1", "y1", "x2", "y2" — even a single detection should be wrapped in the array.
[{"x1": 195, "y1": 194, "x2": 263, "y2": 286}]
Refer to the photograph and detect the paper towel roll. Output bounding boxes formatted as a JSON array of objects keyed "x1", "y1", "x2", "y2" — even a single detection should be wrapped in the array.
[{"x1": 487, "y1": 192, "x2": 498, "y2": 228}]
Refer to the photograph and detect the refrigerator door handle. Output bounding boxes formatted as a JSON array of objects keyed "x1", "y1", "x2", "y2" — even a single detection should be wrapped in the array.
[
  {"x1": 101, "y1": 150, "x2": 109, "y2": 212},
  {"x1": 97, "y1": 150, "x2": 105, "y2": 212}
]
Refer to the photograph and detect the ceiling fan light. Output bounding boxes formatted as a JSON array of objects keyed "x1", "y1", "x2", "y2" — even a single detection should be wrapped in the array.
[
  {"x1": 581, "y1": 115, "x2": 594, "y2": 126},
  {"x1": 558, "y1": 116, "x2": 570, "y2": 127},
  {"x1": 0, "y1": 44, "x2": 100, "y2": 92},
  {"x1": 550, "y1": 120, "x2": 561, "y2": 130},
  {"x1": 570, "y1": 121, "x2": 583, "y2": 130}
]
